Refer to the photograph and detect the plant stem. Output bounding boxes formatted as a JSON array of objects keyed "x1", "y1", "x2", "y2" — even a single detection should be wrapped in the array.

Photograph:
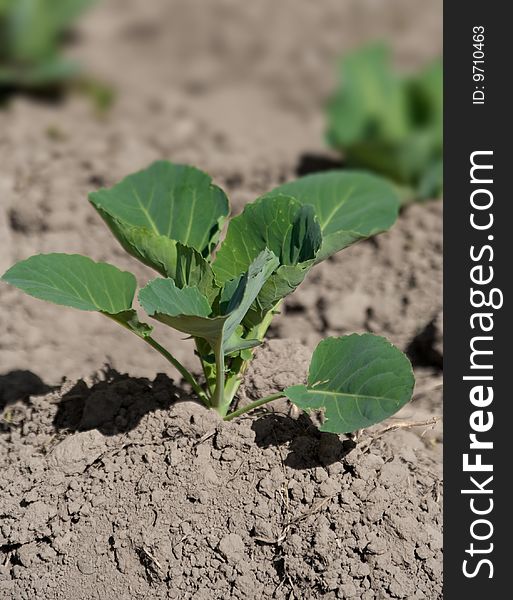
[
  {"x1": 223, "y1": 392, "x2": 285, "y2": 421},
  {"x1": 222, "y1": 363, "x2": 244, "y2": 409},
  {"x1": 194, "y1": 338, "x2": 214, "y2": 400},
  {"x1": 220, "y1": 301, "x2": 284, "y2": 411},
  {"x1": 142, "y1": 336, "x2": 210, "y2": 407},
  {"x1": 211, "y1": 340, "x2": 227, "y2": 415},
  {"x1": 103, "y1": 312, "x2": 209, "y2": 406}
]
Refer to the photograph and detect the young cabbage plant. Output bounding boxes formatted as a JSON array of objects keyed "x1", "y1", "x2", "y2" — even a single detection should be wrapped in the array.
[
  {"x1": 1, "y1": 160, "x2": 415, "y2": 434},
  {"x1": 326, "y1": 43, "x2": 442, "y2": 202},
  {"x1": 0, "y1": 0, "x2": 95, "y2": 90}
]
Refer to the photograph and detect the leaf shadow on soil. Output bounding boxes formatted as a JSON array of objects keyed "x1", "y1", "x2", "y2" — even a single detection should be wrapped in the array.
[
  {"x1": 0, "y1": 87, "x2": 67, "y2": 110},
  {"x1": 3, "y1": 367, "x2": 355, "y2": 470},
  {"x1": 406, "y1": 317, "x2": 443, "y2": 370},
  {"x1": 52, "y1": 366, "x2": 187, "y2": 436},
  {"x1": 251, "y1": 412, "x2": 356, "y2": 469},
  {"x1": 0, "y1": 370, "x2": 55, "y2": 411},
  {"x1": 295, "y1": 152, "x2": 345, "y2": 177}
]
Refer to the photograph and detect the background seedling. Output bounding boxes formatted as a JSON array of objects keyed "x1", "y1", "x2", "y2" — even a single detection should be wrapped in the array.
[
  {"x1": 0, "y1": 0, "x2": 103, "y2": 99},
  {"x1": 1, "y1": 160, "x2": 415, "y2": 434},
  {"x1": 326, "y1": 43, "x2": 442, "y2": 202}
]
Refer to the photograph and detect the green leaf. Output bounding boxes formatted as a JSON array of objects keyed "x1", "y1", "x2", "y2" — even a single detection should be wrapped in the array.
[
  {"x1": 89, "y1": 161, "x2": 230, "y2": 267},
  {"x1": 213, "y1": 196, "x2": 321, "y2": 282},
  {"x1": 0, "y1": 58, "x2": 79, "y2": 88},
  {"x1": 326, "y1": 43, "x2": 442, "y2": 200},
  {"x1": 1, "y1": 253, "x2": 136, "y2": 314},
  {"x1": 88, "y1": 217, "x2": 177, "y2": 275},
  {"x1": 86, "y1": 216, "x2": 218, "y2": 301},
  {"x1": 107, "y1": 309, "x2": 153, "y2": 338},
  {"x1": 326, "y1": 44, "x2": 409, "y2": 148},
  {"x1": 171, "y1": 243, "x2": 218, "y2": 303},
  {"x1": 218, "y1": 250, "x2": 279, "y2": 343},
  {"x1": 138, "y1": 278, "x2": 211, "y2": 319},
  {"x1": 213, "y1": 196, "x2": 321, "y2": 316},
  {"x1": 0, "y1": 0, "x2": 96, "y2": 88},
  {"x1": 408, "y1": 59, "x2": 443, "y2": 140},
  {"x1": 284, "y1": 334, "x2": 414, "y2": 434},
  {"x1": 265, "y1": 171, "x2": 399, "y2": 262},
  {"x1": 417, "y1": 158, "x2": 443, "y2": 200},
  {"x1": 1, "y1": 0, "x2": 95, "y2": 64},
  {"x1": 345, "y1": 132, "x2": 437, "y2": 188},
  {"x1": 140, "y1": 249, "x2": 279, "y2": 353},
  {"x1": 242, "y1": 261, "x2": 315, "y2": 328},
  {"x1": 290, "y1": 204, "x2": 324, "y2": 263},
  {"x1": 224, "y1": 326, "x2": 261, "y2": 355}
]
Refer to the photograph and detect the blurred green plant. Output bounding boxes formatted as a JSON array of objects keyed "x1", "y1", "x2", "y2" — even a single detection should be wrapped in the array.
[
  {"x1": 0, "y1": 0, "x2": 95, "y2": 90},
  {"x1": 326, "y1": 44, "x2": 442, "y2": 202}
]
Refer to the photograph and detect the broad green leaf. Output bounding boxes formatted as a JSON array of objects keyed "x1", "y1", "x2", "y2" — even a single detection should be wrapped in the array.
[
  {"x1": 86, "y1": 216, "x2": 218, "y2": 301},
  {"x1": 85, "y1": 214, "x2": 178, "y2": 275},
  {"x1": 213, "y1": 196, "x2": 321, "y2": 316},
  {"x1": 213, "y1": 196, "x2": 321, "y2": 282},
  {"x1": 89, "y1": 161, "x2": 230, "y2": 265},
  {"x1": 139, "y1": 249, "x2": 279, "y2": 352},
  {"x1": 265, "y1": 171, "x2": 399, "y2": 262},
  {"x1": 1, "y1": 253, "x2": 136, "y2": 314},
  {"x1": 138, "y1": 278, "x2": 211, "y2": 320},
  {"x1": 284, "y1": 334, "x2": 414, "y2": 434}
]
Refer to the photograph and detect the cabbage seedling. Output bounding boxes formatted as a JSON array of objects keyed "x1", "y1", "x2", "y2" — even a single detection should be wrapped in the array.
[
  {"x1": 326, "y1": 43, "x2": 442, "y2": 202},
  {"x1": 0, "y1": 0, "x2": 95, "y2": 90},
  {"x1": 1, "y1": 161, "x2": 415, "y2": 433}
]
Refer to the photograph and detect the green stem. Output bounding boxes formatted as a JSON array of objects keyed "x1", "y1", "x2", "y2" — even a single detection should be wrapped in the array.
[
  {"x1": 142, "y1": 336, "x2": 210, "y2": 407},
  {"x1": 248, "y1": 300, "x2": 283, "y2": 342},
  {"x1": 194, "y1": 338, "x2": 214, "y2": 400},
  {"x1": 104, "y1": 312, "x2": 210, "y2": 406},
  {"x1": 222, "y1": 362, "x2": 244, "y2": 409},
  {"x1": 212, "y1": 340, "x2": 227, "y2": 415},
  {"x1": 224, "y1": 392, "x2": 285, "y2": 421},
  {"x1": 222, "y1": 301, "x2": 284, "y2": 413}
]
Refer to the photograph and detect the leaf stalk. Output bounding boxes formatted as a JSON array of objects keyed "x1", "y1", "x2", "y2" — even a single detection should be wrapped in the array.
[
  {"x1": 224, "y1": 392, "x2": 285, "y2": 421},
  {"x1": 142, "y1": 335, "x2": 210, "y2": 406},
  {"x1": 211, "y1": 340, "x2": 228, "y2": 415}
]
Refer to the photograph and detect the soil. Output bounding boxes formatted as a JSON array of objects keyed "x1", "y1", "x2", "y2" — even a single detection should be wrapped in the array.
[
  {"x1": 0, "y1": 0, "x2": 442, "y2": 598},
  {"x1": 1, "y1": 342, "x2": 441, "y2": 600}
]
